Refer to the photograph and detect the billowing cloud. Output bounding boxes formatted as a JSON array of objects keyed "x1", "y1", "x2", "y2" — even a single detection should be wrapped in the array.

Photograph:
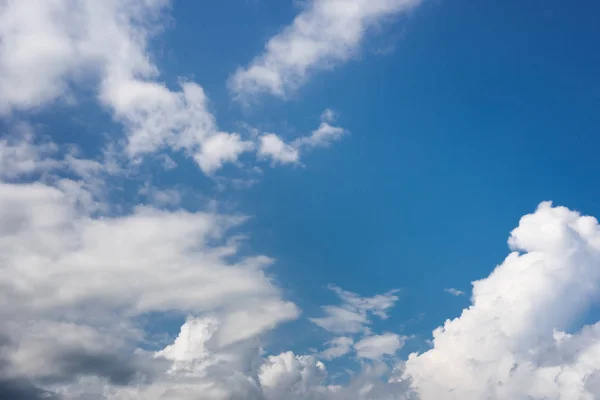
[
  {"x1": 229, "y1": 0, "x2": 423, "y2": 99},
  {"x1": 405, "y1": 202, "x2": 600, "y2": 399}
]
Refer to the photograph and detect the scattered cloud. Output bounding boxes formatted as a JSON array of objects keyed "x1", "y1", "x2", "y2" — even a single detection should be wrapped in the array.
[
  {"x1": 258, "y1": 133, "x2": 300, "y2": 165},
  {"x1": 138, "y1": 182, "x2": 182, "y2": 207},
  {"x1": 354, "y1": 333, "x2": 405, "y2": 360},
  {"x1": 310, "y1": 286, "x2": 399, "y2": 334},
  {"x1": 4, "y1": 1, "x2": 600, "y2": 400},
  {"x1": 0, "y1": 0, "x2": 337, "y2": 177},
  {"x1": 320, "y1": 337, "x2": 354, "y2": 360},
  {"x1": 293, "y1": 110, "x2": 348, "y2": 149},
  {"x1": 443, "y1": 288, "x2": 465, "y2": 297},
  {"x1": 0, "y1": 123, "x2": 60, "y2": 180},
  {"x1": 0, "y1": 1, "x2": 350, "y2": 178},
  {"x1": 257, "y1": 109, "x2": 347, "y2": 166},
  {"x1": 229, "y1": 0, "x2": 423, "y2": 99}
]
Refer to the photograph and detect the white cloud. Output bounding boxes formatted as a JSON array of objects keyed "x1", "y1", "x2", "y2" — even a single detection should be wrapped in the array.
[
  {"x1": 354, "y1": 334, "x2": 405, "y2": 360},
  {"x1": 0, "y1": 0, "x2": 163, "y2": 114},
  {"x1": 11, "y1": 174, "x2": 600, "y2": 400},
  {"x1": 7, "y1": 2, "x2": 600, "y2": 399},
  {"x1": 258, "y1": 110, "x2": 347, "y2": 166},
  {"x1": 193, "y1": 132, "x2": 255, "y2": 175},
  {"x1": 157, "y1": 154, "x2": 178, "y2": 170},
  {"x1": 0, "y1": 0, "x2": 255, "y2": 175},
  {"x1": 138, "y1": 182, "x2": 182, "y2": 207},
  {"x1": 405, "y1": 202, "x2": 600, "y2": 399},
  {"x1": 293, "y1": 110, "x2": 348, "y2": 149},
  {"x1": 0, "y1": 123, "x2": 60, "y2": 179},
  {"x1": 320, "y1": 337, "x2": 354, "y2": 360},
  {"x1": 0, "y1": 180, "x2": 299, "y2": 398},
  {"x1": 259, "y1": 352, "x2": 328, "y2": 399},
  {"x1": 310, "y1": 286, "x2": 399, "y2": 334},
  {"x1": 443, "y1": 288, "x2": 465, "y2": 296},
  {"x1": 0, "y1": 2, "x2": 350, "y2": 177},
  {"x1": 258, "y1": 133, "x2": 300, "y2": 165},
  {"x1": 320, "y1": 108, "x2": 337, "y2": 123},
  {"x1": 229, "y1": 0, "x2": 422, "y2": 99}
]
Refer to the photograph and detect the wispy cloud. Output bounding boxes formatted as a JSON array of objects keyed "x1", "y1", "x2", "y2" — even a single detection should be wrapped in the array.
[
  {"x1": 310, "y1": 286, "x2": 399, "y2": 334},
  {"x1": 229, "y1": 0, "x2": 423, "y2": 100},
  {"x1": 444, "y1": 288, "x2": 465, "y2": 296}
]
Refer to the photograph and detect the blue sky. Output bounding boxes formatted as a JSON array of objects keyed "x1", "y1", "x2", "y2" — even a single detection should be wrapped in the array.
[
  {"x1": 173, "y1": 0, "x2": 600, "y2": 339},
  {"x1": 2, "y1": 1, "x2": 600, "y2": 399}
]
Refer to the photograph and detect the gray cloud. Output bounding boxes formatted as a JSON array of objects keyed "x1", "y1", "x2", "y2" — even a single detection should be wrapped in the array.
[{"x1": 0, "y1": 378, "x2": 61, "y2": 400}]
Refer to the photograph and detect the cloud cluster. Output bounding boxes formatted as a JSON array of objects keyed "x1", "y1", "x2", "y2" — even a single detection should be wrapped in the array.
[
  {"x1": 0, "y1": 178, "x2": 299, "y2": 399},
  {"x1": 0, "y1": 0, "x2": 345, "y2": 175},
  {"x1": 257, "y1": 109, "x2": 348, "y2": 165},
  {"x1": 3, "y1": 0, "x2": 600, "y2": 399},
  {"x1": 5, "y1": 151, "x2": 600, "y2": 399},
  {"x1": 229, "y1": 0, "x2": 422, "y2": 99}
]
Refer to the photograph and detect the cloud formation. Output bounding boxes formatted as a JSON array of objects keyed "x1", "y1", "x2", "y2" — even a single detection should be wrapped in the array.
[
  {"x1": 0, "y1": 178, "x2": 299, "y2": 398},
  {"x1": 5, "y1": 159, "x2": 600, "y2": 400},
  {"x1": 405, "y1": 202, "x2": 600, "y2": 399},
  {"x1": 3, "y1": 1, "x2": 600, "y2": 399},
  {"x1": 258, "y1": 109, "x2": 348, "y2": 166},
  {"x1": 310, "y1": 286, "x2": 400, "y2": 334},
  {"x1": 354, "y1": 334, "x2": 405, "y2": 360},
  {"x1": 443, "y1": 288, "x2": 465, "y2": 296},
  {"x1": 0, "y1": 0, "x2": 346, "y2": 176},
  {"x1": 229, "y1": 0, "x2": 423, "y2": 99}
]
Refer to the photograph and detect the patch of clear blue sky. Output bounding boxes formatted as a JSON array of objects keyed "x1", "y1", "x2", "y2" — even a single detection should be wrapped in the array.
[{"x1": 26, "y1": 0, "x2": 600, "y2": 354}]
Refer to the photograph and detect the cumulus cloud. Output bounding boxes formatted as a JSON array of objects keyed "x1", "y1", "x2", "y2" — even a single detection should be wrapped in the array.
[
  {"x1": 258, "y1": 133, "x2": 300, "y2": 165},
  {"x1": 229, "y1": 0, "x2": 423, "y2": 99},
  {"x1": 405, "y1": 202, "x2": 600, "y2": 399},
  {"x1": 259, "y1": 352, "x2": 328, "y2": 399}
]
